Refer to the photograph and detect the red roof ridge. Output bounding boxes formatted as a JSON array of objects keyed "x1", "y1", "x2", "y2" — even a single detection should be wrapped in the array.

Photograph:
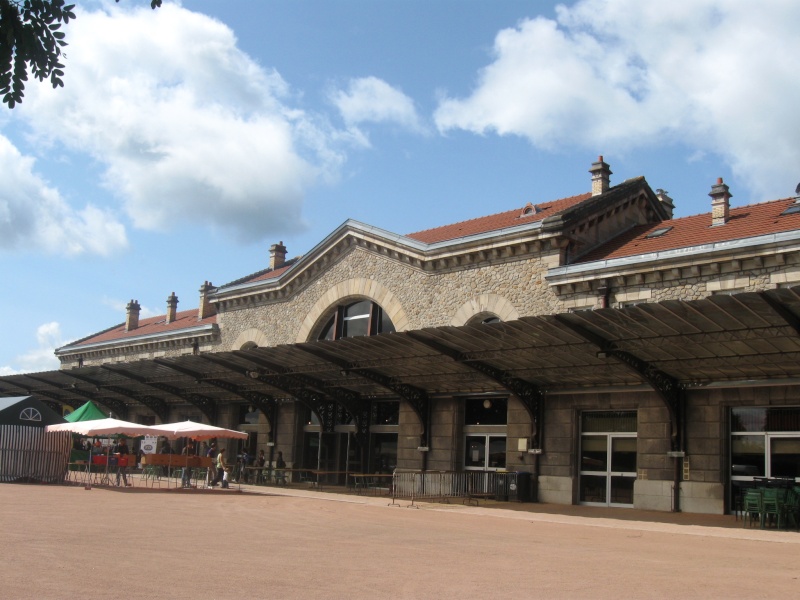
[
  {"x1": 405, "y1": 192, "x2": 592, "y2": 244},
  {"x1": 63, "y1": 307, "x2": 217, "y2": 350}
]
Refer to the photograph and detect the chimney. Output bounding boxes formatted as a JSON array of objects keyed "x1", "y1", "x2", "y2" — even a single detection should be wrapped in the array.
[
  {"x1": 125, "y1": 299, "x2": 141, "y2": 331},
  {"x1": 709, "y1": 177, "x2": 731, "y2": 226},
  {"x1": 589, "y1": 155, "x2": 612, "y2": 196},
  {"x1": 269, "y1": 241, "x2": 287, "y2": 270},
  {"x1": 198, "y1": 281, "x2": 216, "y2": 320},
  {"x1": 655, "y1": 189, "x2": 675, "y2": 219},
  {"x1": 166, "y1": 292, "x2": 178, "y2": 324}
]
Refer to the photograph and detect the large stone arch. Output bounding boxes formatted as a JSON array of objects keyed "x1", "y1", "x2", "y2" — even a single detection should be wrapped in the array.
[
  {"x1": 450, "y1": 293, "x2": 520, "y2": 326},
  {"x1": 296, "y1": 278, "x2": 410, "y2": 343},
  {"x1": 231, "y1": 328, "x2": 270, "y2": 351}
]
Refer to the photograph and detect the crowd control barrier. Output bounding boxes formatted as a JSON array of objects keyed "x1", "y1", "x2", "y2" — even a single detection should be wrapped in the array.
[{"x1": 391, "y1": 469, "x2": 526, "y2": 507}]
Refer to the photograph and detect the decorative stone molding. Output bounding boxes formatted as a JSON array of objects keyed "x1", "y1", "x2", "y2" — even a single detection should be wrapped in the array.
[
  {"x1": 231, "y1": 328, "x2": 270, "y2": 351},
  {"x1": 295, "y1": 278, "x2": 410, "y2": 343},
  {"x1": 450, "y1": 294, "x2": 520, "y2": 326}
]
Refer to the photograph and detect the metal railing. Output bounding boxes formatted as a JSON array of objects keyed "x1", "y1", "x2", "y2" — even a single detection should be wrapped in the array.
[{"x1": 390, "y1": 470, "x2": 500, "y2": 507}]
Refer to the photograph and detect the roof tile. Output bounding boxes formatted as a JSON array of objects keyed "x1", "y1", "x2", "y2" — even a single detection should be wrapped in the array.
[
  {"x1": 578, "y1": 197, "x2": 800, "y2": 263},
  {"x1": 67, "y1": 309, "x2": 216, "y2": 349},
  {"x1": 405, "y1": 192, "x2": 592, "y2": 244}
]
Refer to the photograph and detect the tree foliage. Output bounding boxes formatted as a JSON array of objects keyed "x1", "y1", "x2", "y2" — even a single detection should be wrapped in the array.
[{"x1": 0, "y1": 0, "x2": 161, "y2": 108}]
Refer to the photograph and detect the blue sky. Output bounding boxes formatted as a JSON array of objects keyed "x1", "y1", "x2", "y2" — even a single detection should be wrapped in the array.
[{"x1": 2, "y1": 0, "x2": 799, "y2": 374}]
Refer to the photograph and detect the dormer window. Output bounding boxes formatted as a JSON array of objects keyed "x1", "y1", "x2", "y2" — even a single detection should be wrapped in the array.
[
  {"x1": 645, "y1": 226, "x2": 673, "y2": 239},
  {"x1": 781, "y1": 203, "x2": 800, "y2": 216}
]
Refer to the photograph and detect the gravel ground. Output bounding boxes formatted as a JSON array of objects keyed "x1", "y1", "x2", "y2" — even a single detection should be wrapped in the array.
[{"x1": 1, "y1": 482, "x2": 798, "y2": 599}]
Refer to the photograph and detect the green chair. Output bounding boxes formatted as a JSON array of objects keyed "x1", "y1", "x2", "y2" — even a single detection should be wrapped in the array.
[
  {"x1": 742, "y1": 489, "x2": 763, "y2": 528},
  {"x1": 762, "y1": 488, "x2": 787, "y2": 529}
]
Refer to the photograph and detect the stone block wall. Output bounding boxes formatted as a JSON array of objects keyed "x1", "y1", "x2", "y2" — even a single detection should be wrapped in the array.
[{"x1": 219, "y1": 246, "x2": 562, "y2": 349}]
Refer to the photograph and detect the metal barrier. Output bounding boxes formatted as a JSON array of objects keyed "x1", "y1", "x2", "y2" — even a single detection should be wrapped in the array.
[{"x1": 390, "y1": 470, "x2": 501, "y2": 507}]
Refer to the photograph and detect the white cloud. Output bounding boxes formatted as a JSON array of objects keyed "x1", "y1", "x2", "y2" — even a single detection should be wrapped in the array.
[
  {"x1": 330, "y1": 77, "x2": 425, "y2": 134},
  {"x1": 434, "y1": 0, "x2": 800, "y2": 200},
  {"x1": 0, "y1": 135, "x2": 128, "y2": 255},
  {"x1": 1, "y1": 322, "x2": 63, "y2": 375},
  {"x1": 17, "y1": 4, "x2": 351, "y2": 243}
]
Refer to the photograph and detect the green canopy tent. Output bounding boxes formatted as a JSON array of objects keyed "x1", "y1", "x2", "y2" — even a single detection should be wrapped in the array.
[
  {"x1": 64, "y1": 401, "x2": 107, "y2": 422},
  {"x1": 63, "y1": 401, "x2": 109, "y2": 468}
]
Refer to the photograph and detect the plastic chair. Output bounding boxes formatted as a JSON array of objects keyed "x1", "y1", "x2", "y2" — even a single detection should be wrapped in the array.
[
  {"x1": 762, "y1": 488, "x2": 787, "y2": 529},
  {"x1": 742, "y1": 489, "x2": 763, "y2": 528}
]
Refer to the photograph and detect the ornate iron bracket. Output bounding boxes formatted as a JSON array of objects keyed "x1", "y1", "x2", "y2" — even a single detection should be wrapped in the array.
[
  {"x1": 101, "y1": 364, "x2": 217, "y2": 423},
  {"x1": 405, "y1": 331, "x2": 544, "y2": 447},
  {"x1": 64, "y1": 370, "x2": 168, "y2": 422},
  {"x1": 295, "y1": 344, "x2": 428, "y2": 444},
  {"x1": 24, "y1": 373, "x2": 129, "y2": 420},
  {"x1": 553, "y1": 314, "x2": 685, "y2": 449}
]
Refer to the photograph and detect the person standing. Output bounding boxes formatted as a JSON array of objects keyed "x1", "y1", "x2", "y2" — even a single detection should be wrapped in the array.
[
  {"x1": 180, "y1": 440, "x2": 196, "y2": 488},
  {"x1": 212, "y1": 448, "x2": 227, "y2": 488},
  {"x1": 206, "y1": 442, "x2": 218, "y2": 487},
  {"x1": 111, "y1": 438, "x2": 131, "y2": 486},
  {"x1": 255, "y1": 449, "x2": 266, "y2": 484}
]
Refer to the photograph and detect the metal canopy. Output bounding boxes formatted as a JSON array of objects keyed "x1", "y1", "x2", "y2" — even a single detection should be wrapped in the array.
[{"x1": 3, "y1": 287, "x2": 800, "y2": 423}]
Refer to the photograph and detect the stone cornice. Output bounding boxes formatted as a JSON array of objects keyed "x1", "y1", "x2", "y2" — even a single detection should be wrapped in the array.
[
  {"x1": 213, "y1": 220, "x2": 566, "y2": 311},
  {"x1": 546, "y1": 231, "x2": 800, "y2": 293}
]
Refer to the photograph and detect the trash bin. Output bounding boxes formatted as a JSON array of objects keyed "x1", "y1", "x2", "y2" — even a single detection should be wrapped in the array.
[
  {"x1": 508, "y1": 471, "x2": 533, "y2": 502},
  {"x1": 494, "y1": 472, "x2": 509, "y2": 501}
]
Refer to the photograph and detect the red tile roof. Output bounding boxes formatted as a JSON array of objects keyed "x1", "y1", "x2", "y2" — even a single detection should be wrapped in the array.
[
  {"x1": 577, "y1": 197, "x2": 800, "y2": 263},
  {"x1": 67, "y1": 309, "x2": 216, "y2": 349},
  {"x1": 246, "y1": 264, "x2": 293, "y2": 283},
  {"x1": 405, "y1": 192, "x2": 592, "y2": 244}
]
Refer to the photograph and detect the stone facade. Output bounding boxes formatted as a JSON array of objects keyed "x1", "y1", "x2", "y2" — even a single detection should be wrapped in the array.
[{"x1": 50, "y1": 162, "x2": 800, "y2": 515}]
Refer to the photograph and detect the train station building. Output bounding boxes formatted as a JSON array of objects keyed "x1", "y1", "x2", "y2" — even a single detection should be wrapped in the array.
[{"x1": 3, "y1": 157, "x2": 800, "y2": 514}]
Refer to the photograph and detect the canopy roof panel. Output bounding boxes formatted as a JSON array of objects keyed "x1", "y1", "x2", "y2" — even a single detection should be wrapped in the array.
[{"x1": 3, "y1": 287, "x2": 800, "y2": 418}]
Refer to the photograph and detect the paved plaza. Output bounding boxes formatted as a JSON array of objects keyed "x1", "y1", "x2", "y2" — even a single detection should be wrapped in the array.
[{"x1": 1, "y1": 482, "x2": 798, "y2": 599}]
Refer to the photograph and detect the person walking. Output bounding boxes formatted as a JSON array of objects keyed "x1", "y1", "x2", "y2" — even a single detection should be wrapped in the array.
[{"x1": 212, "y1": 448, "x2": 228, "y2": 488}]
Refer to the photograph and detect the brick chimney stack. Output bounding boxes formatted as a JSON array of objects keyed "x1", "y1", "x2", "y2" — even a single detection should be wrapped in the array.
[
  {"x1": 166, "y1": 292, "x2": 178, "y2": 324},
  {"x1": 198, "y1": 281, "x2": 216, "y2": 320},
  {"x1": 589, "y1": 156, "x2": 612, "y2": 196},
  {"x1": 269, "y1": 241, "x2": 287, "y2": 270},
  {"x1": 125, "y1": 300, "x2": 141, "y2": 331},
  {"x1": 655, "y1": 189, "x2": 675, "y2": 219},
  {"x1": 709, "y1": 177, "x2": 731, "y2": 226}
]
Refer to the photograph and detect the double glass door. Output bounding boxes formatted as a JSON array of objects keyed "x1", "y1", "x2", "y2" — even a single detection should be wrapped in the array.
[{"x1": 580, "y1": 433, "x2": 637, "y2": 506}]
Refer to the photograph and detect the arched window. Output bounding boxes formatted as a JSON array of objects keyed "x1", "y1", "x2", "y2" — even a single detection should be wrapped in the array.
[
  {"x1": 318, "y1": 300, "x2": 396, "y2": 341},
  {"x1": 467, "y1": 312, "x2": 501, "y2": 326}
]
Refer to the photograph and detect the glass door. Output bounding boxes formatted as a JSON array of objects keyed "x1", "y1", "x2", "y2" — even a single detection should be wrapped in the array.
[
  {"x1": 580, "y1": 411, "x2": 637, "y2": 507},
  {"x1": 464, "y1": 435, "x2": 506, "y2": 470},
  {"x1": 579, "y1": 434, "x2": 637, "y2": 506}
]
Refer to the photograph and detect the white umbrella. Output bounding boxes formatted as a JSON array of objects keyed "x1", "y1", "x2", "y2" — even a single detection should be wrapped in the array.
[
  {"x1": 149, "y1": 420, "x2": 248, "y2": 441},
  {"x1": 46, "y1": 418, "x2": 157, "y2": 488},
  {"x1": 149, "y1": 420, "x2": 247, "y2": 488},
  {"x1": 46, "y1": 417, "x2": 158, "y2": 437}
]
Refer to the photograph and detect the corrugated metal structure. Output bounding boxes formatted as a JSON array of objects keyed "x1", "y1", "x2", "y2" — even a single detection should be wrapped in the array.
[{"x1": 0, "y1": 397, "x2": 71, "y2": 483}]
